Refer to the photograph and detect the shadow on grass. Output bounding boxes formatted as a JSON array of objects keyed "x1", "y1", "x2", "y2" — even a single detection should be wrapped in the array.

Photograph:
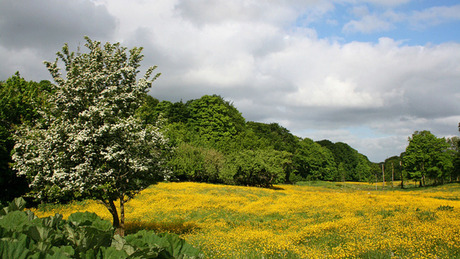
[
  {"x1": 268, "y1": 186, "x2": 285, "y2": 191},
  {"x1": 125, "y1": 220, "x2": 200, "y2": 235}
]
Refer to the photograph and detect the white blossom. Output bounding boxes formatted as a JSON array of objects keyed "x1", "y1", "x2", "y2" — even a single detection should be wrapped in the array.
[{"x1": 13, "y1": 37, "x2": 169, "y2": 202}]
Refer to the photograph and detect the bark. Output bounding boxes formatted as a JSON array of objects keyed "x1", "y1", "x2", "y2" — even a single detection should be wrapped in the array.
[
  {"x1": 119, "y1": 198, "x2": 125, "y2": 237},
  {"x1": 102, "y1": 199, "x2": 124, "y2": 236}
]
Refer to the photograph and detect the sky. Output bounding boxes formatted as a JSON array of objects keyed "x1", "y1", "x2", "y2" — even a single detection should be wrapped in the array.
[{"x1": 1, "y1": 0, "x2": 460, "y2": 162}]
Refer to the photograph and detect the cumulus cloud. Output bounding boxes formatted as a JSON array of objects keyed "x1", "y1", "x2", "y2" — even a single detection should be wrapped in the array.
[{"x1": 1, "y1": 0, "x2": 459, "y2": 162}]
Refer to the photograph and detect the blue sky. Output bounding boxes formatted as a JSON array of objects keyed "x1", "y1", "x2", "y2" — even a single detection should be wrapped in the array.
[
  {"x1": 307, "y1": 0, "x2": 460, "y2": 45},
  {"x1": 1, "y1": 0, "x2": 459, "y2": 162}
]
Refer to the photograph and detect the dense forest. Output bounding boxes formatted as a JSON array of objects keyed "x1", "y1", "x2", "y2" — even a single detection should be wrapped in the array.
[{"x1": 2, "y1": 72, "x2": 459, "y2": 204}]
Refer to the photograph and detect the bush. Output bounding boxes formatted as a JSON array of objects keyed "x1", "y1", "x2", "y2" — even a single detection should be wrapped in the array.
[{"x1": 222, "y1": 149, "x2": 288, "y2": 187}]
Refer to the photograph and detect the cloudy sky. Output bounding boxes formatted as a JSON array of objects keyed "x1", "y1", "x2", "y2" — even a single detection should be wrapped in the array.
[{"x1": 1, "y1": 0, "x2": 460, "y2": 162}]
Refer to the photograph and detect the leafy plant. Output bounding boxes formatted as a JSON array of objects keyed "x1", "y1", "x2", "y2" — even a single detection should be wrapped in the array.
[{"x1": 0, "y1": 198, "x2": 203, "y2": 258}]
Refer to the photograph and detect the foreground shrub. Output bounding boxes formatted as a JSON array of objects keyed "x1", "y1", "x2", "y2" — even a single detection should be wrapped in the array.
[{"x1": 0, "y1": 198, "x2": 203, "y2": 258}]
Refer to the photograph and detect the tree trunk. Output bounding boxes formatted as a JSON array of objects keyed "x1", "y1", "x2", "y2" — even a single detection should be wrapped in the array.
[
  {"x1": 400, "y1": 170, "x2": 404, "y2": 189},
  {"x1": 119, "y1": 198, "x2": 125, "y2": 237},
  {"x1": 104, "y1": 199, "x2": 123, "y2": 236}
]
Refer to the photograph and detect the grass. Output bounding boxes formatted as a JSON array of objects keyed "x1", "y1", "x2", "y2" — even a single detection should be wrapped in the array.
[{"x1": 31, "y1": 181, "x2": 460, "y2": 258}]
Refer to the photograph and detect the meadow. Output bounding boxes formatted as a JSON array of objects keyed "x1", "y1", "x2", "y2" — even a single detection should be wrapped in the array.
[{"x1": 32, "y1": 181, "x2": 460, "y2": 258}]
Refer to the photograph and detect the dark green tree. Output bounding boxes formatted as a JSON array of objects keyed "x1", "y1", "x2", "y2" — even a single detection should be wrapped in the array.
[
  {"x1": 186, "y1": 95, "x2": 245, "y2": 150},
  {"x1": 402, "y1": 130, "x2": 452, "y2": 186},
  {"x1": 246, "y1": 122, "x2": 299, "y2": 153},
  {"x1": 316, "y1": 140, "x2": 371, "y2": 181},
  {"x1": 293, "y1": 138, "x2": 337, "y2": 181},
  {"x1": 0, "y1": 73, "x2": 52, "y2": 201},
  {"x1": 354, "y1": 154, "x2": 372, "y2": 182},
  {"x1": 446, "y1": 136, "x2": 460, "y2": 182}
]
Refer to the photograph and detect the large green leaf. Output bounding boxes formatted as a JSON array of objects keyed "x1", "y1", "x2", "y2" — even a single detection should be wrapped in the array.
[
  {"x1": 0, "y1": 197, "x2": 27, "y2": 216},
  {"x1": 125, "y1": 230, "x2": 203, "y2": 259},
  {"x1": 67, "y1": 212, "x2": 113, "y2": 231},
  {"x1": 111, "y1": 234, "x2": 136, "y2": 256},
  {"x1": 64, "y1": 212, "x2": 113, "y2": 253},
  {"x1": 124, "y1": 231, "x2": 168, "y2": 258},
  {"x1": 156, "y1": 232, "x2": 203, "y2": 259},
  {"x1": 47, "y1": 246, "x2": 75, "y2": 258},
  {"x1": 0, "y1": 211, "x2": 31, "y2": 233},
  {"x1": 0, "y1": 234, "x2": 31, "y2": 259},
  {"x1": 99, "y1": 246, "x2": 128, "y2": 259},
  {"x1": 39, "y1": 213, "x2": 64, "y2": 229}
]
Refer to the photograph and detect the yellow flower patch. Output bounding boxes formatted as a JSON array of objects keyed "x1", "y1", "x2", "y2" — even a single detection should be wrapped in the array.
[{"x1": 32, "y1": 182, "x2": 460, "y2": 258}]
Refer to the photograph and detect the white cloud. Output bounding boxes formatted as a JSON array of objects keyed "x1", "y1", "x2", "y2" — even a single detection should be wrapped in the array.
[
  {"x1": 342, "y1": 15, "x2": 393, "y2": 33},
  {"x1": 286, "y1": 76, "x2": 381, "y2": 108},
  {"x1": 1, "y1": 0, "x2": 460, "y2": 162},
  {"x1": 409, "y1": 4, "x2": 460, "y2": 29}
]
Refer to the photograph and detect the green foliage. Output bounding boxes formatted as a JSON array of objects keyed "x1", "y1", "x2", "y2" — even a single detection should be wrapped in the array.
[
  {"x1": 122, "y1": 230, "x2": 202, "y2": 258},
  {"x1": 246, "y1": 122, "x2": 299, "y2": 153},
  {"x1": 223, "y1": 149, "x2": 289, "y2": 187},
  {"x1": 132, "y1": 92, "x2": 378, "y2": 187},
  {"x1": 402, "y1": 130, "x2": 453, "y2": 186},
  {"x1": 447, "y1": 136, "x2": 460, "y2": 182},
  {"x1": 316, "y1": 140, "x2": 372, "y2": 181},
  {"x1": 186, "y1": 95, "x2": 245, "y2": 149},
  {"x1": 0, "y1": 198, "x2": 203, "y2": 259},
  {"x1": 168, "y1": 143, "x2": 224, "y2": 183},
  {"x1": 0, "y1": 73, "x2": 52, "y2": 201},
  {"x1": 0, "y1": 72, "x2": 52, "y2": 126},
  {"x1": 293, "y1": 138, "x2": 337, "y2": 181},
  {"x1": 384, "y1": 156, "x2": 403, "y2": 182},
  {"x1": 136, "y1": 94, "x2": 160, "y2": 125}
]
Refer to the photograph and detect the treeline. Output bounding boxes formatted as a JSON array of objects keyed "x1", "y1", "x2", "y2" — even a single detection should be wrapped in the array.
[
  {"x1": 0, "y1": 74, "x2": 375, "y2": 201},
  {"x1": 3, "y1": 73, "x2": 458, "y2": 203},
  {"x1": 135, "y1": 94, "x2": 374, "y2": 186}
]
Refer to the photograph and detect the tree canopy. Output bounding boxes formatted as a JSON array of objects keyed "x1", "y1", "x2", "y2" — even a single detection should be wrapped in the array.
[{"x1": 402, "y1": 130, "x2": 453, "y2": 186}]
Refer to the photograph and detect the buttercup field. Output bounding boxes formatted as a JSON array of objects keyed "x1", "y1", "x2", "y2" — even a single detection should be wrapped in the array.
[{"x1": 33, "y1": 182, "x2": 460, "y2": 258}]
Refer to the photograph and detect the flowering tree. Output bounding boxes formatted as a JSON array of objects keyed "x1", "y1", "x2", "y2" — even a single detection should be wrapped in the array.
[{"x1": 12, "y1": 37, "x2": 169, "y2": 236}]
